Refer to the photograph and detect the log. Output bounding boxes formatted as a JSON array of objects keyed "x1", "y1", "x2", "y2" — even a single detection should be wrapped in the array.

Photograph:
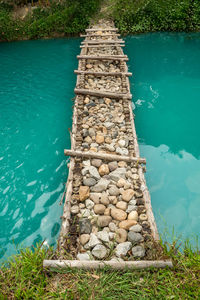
[
  {"x1": 81, "y1": 40, "x2": 125, "y2": 45},
  {"x1": 74, "y1": 88, "x2": 132, "y2": 100},
  {"x1": 64, "y1": 149, "x2": 146, "y2": 164},
  {"x1": 80, "y1": 33, "x2": 120, "y2": 37},
  {"x1": 43, "y1": 260, "x2": 173, "y2": 270},
  {"x1": 74, "y1": 70, "x2": 132, "y2": 77},
  {"x1": 80, "y1": 44, "x2": 125, "y2": 48},
  {"x1": 86, "y1": 28, "x2": 118, "y2": 32},
  {"x1": 77, "y1": 55, "x2": 128, "y2": 61}
]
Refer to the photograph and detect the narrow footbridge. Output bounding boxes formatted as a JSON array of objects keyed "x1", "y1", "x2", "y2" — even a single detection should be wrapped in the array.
[{"x1": 43, "y1": 21, "x2": 172, "y2": 270}]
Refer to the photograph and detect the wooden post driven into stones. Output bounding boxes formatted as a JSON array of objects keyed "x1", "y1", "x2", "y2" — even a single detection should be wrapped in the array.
[{"x1": 43, "y1": 21, "x2": 172, "y2": 270}]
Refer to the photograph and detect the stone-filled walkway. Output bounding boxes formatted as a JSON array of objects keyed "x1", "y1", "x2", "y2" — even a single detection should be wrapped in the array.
[{"x1": 58, "y1": 21, "x2": 160, "y2": 263}]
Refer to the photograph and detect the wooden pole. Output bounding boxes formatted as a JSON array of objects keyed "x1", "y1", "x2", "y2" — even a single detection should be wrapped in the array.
[
  {"x1": 80, "y1": 33, "x2": 120, "y2": 37},
  {"x1": 86, "y1": 28, "x2": 118, "y2": 32},
  {"x1": 80, "y1": 45, "x2": 125, "y2": 48},
  {"x1": 74, "y1": 88, "x2": 132, "y2": 100},
  {"x1": 64, "y1": 149, "x2": 146, "y2": 164},
  {"x1": 81, "y1": 40, "x2": 125, "y2": 45},
  {"x1": 43, "y1": 259, "x2": 173, "y2": 270}
]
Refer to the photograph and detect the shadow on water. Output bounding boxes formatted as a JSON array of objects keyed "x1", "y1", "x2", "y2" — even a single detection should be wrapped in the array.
[{"x1": 125, "y1": 32, "x2": 200, "y2": 246}]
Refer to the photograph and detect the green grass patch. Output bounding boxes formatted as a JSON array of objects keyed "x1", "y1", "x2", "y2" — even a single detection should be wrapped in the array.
[
  {"x1": 0, "y1": 241, "x2": 199, "y2": 299},
  {"x1": 0, "y1": 0, "x2": 101, "y2": 41},
  {"x1": 112, "y1": 0, "x2": 200, "y2": 34}
]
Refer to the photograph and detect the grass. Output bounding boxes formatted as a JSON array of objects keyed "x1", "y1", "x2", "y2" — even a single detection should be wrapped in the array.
[{"x1": 0, "y1": 241, "x2": 199, "y2": 299}]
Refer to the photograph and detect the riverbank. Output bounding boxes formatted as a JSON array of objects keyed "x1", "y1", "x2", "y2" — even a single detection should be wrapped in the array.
[
  {"x1": 0, "y1": 0, "x2": 101, "y2": 42},
  {"x1": 0, "y1": 242, "x2": 199, "y2": 298}
]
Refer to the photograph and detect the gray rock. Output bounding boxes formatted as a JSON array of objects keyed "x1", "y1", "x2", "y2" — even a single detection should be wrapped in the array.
[
  {"x1": 129, "y1": 224, "x2": 142, "y2": 233},
  {"x1": 91, "y1": 159, "x2": 102, "y2": 168},
  {"x1": 118, "y1": 139, "x2": 126, "y2": 148},
  {"x1": 126, "y1": 205, "x2": 137, "y2": 213},
  {"x1": 105, "y1": 144, "x2": 115, "y2": 152},
  {"x1": 82, "y1": 167, "x2": 89, "y2": 176},
  {"x1": 83, "y1": 178, "x2": 96, "y2": 186},
  {"x1": 108, "y1": 161, "x2": 118, "y2": 172},
  {"x1": 82, "y1": 143, "x2": 89, "y2": 149},
  {"x1": 86, "y1": 233, "x2": 101, "y2": 249},
  {"x1": 88, "y1": 128, "x2": 96, "y2": 137},
  {"x1": 115, "y1": 242, "x2": 132, "y2": 257},
  {"x1": 132, "y1": 246, "x2": 145, "y2": 258},
  {"x1": 81, "y1": 208, "x2": 91, "y2": 218},
  {"x1": 85, "y1": 199, "x2": 94, "y2": 209},
  {"x1": 111, "y1": 131, "x2": 118, "y2": 139},
  {"x1": 104, "y1": 122, "x2": 114, "y2": 129},
  {"x1": 83, "y1": 129, "x2": 89, "y2": 137},
  {"x1": 83, "y1": 160, "x2": 91, "y2": 167},
  {"x1": 116, "y1": 147, "x2": 129, "y2": 156},
  {"x1": 128, "y1": 232, "x2": 144, "y2": 244},
  {"x1": 97, "y1": 231, "x2": 110, "y2": 243},
  {"x1": 77, "y1": 253, "x2": 91, "y2": 261},
  {"x1": 109, "y1": 168, "x2": 126, "y2": 182},
  {"x1": 79, "y1": 218, "x2": 92, "y2": 234},
  {"x1": 92, "y1": 244, "x2": 107, "y2": 259},
  {"x1": 91, "y1": 178, "x2": 110, "y2": 192},
  {"x1": 109, "y1": 222, "x2": 117, "y2": 232},
  {"x1": 88, "y1": 166, "x2": 100, "y2": 180},
  {"x1": 108, "y1": 186, "x2": 120, "y2": 196}
]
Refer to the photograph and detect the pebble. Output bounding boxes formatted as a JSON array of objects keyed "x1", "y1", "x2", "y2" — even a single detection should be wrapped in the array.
[
  {"x1": 116, "y1": 147, "x2": 129, "y2": 156},
  {"x1": 128, "y1": 231, "x2": 144, "y2": 244},
  {"x1": 126, "y1": 204, "x2": 137, "y2": 213},
  {"x1": 88, "y1": 166, "x2": 100, "y2": 180},
  {"x1": 99, "y1": 164, "x2": 109, "y2": 176},
  {"x1": 97, "y1": 216, "x2": 112, "y2": 227},
  {"x1": 132, "y1": 246, "x2": 145, "y2": 258},
  {"x1": 109, "y1": 222, "x2": 117, "y2": 232},
  {"x1": 116, "y1": 201, "x2": 127, "y2": 211},
  {"x1": 88, "y1": 128, "x2": 95, "y2": 137},
  {"x1": 77, "y1": 253, "x2": 91, "y2": 261},
  {"x1": 139, "y1": 214, "x2": 148, "y2": 221},
  {"x1": 79, "y1": 218, "x2": 92, "y2": 234},
  {"x1": 104, "y1": 122, "x2": 114, "y2": 129},
  {"x1": 128, "y1": 211, "x2": 138, "y2": 221},
  {"x1": 129, "y1": 224, "x2": 142, "y2": 232},
  {"x1": 92, "y1": 244, "x2": 107, "y2": 259},
  {"x1": 104, "y1": 207, "x2": 111, "y2": 216},
  {"x1": 111, "y1": 208, "x2": 127, "y2": 221},
  {"x1": 90, "y1": 193, "x2": 100, "y2": 204},
  {"x1": 109, "y1": 196, "x2": 117, "y2": 204},
  {"x1": 115, "y1": 242, "x2": 132, "y2": 257},
  {"x1": 119, "y1": 220, "x2": 137, "y2": 230},
  {"x1": 108, "y1": 186, "x2": 119, "y2": 196},
  {"x1": 81, "y1": 208, "x2": 91, "y2": 218},
  {"x1": 116, "y1": 228, "x2": 127, "y2": 243},
  {"x1": 71, "y1": 205, "x2": 79, "y2": 214},
  {"x1": 118, "y1": 139, "x2": 126, "y2": 147},
  {"x1": 86, "y1": 233, "x2": 101, "y2": 249},
  {"x1": 79, "y1": 186, "x2": 90, "y2": 201},
  {"x1": 117, "y1": 178, "x2": 127, "y2": 188},
  {"x1": 83, "y1": 178, "x2": 96, "y2": 186},
  {"x1": 109, "y1": 168, "x2": 126, "y2": 181},
  {"x1": 108, "y1": 161, "x2": 118, "y2": 172},
  {"x1": 91, "y1": 178, "x2": 110, "y2": 192},
  {"x1": 85, "y1": 199, "x2": 94, "y2": 209},
  {"x1": 97, "y1": 231, "x2": 109, "y2": 242},
  {"x1": 96, "y1": 135, "x2": 104, "y2": 144},
  {"x1": 80, "y1": 234, "x2": 90, "y2": 245},
  {"x1": 122, "y1": 189, "x2": 135, "y2": 202},
  {"x1": 94, "y1": 204, "x2": 106, "y2": 215},
  {"x1": 100, "y1": 192, "x2": 109, "y2": 205},
  {"x1": 91, "y1": 159, "x2": 102, "y2": 168}
]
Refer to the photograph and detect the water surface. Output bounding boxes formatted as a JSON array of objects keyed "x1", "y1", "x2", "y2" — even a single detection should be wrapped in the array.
[
  {"x1": 0, "y1": 38, "x2": 80, "y2": 261},
  {"x1": 125, "y1": 33, "x2": 200, "y2": 246}
]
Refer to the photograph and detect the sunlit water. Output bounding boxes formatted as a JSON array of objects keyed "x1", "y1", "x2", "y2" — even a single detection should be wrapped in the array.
[
  {"x1": 0, "y1": 38, "x2": 80, "y2": 261},
  {"x1": 125, "y1": 33, "x2": 200, "y2": 247}
]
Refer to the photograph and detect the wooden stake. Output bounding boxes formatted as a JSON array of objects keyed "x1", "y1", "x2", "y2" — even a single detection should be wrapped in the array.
[
  {"x1": 64, "y1": 149, "x2": 146, "y2": 164},
  {"x1": 74, "y1": 88, "x2": 132, "y2": 100},
  {"x1": 74, "y1": 70, "x2": 132, "y2": 77}
]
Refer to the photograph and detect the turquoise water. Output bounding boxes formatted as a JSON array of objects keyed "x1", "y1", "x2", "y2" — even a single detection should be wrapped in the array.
[
  {"x1": 125, "y1": 33, "x2": 200, "y2": 247},
  {"x1": 0, "y1": 38, "x2": 80, "y2": 261}
]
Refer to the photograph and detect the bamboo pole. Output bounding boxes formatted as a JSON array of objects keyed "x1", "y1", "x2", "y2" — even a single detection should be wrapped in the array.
[
  {"x1": 80, "y1": 33, "x2": 120, "y2": 37},
  {"x1": 43, "y1": 260, "x2": 173, "y2": 270},
  {"x1": 81, "y1": 40, "x2": 125, "y2": 45},
  {"x1": 64, "y1": 149, "x2": 146, "y2": 164},
  {"x1": 80, "y1": 45, "x2": 125, "y2": 48},
  {"x1": 77, "y1": 55, "x2": 128, "y2": 61},
  {"x1": 74, "y1": 88, "x2": 132, "y2": 100},
  {"x1": 86, "y1": 28, "x2": 118, "y2": 32},
  {"x1": 74, "y1": 70, "x2": 132, "y2": 77}
]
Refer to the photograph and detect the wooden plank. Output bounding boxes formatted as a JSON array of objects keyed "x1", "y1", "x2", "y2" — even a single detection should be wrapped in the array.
[
  {"x1": 80, "y1": 33, "x2": 120, "y2": 37},
  {"x1": 86, "y1": 28, "x2": 118, "y2": 32},
  {"x1": 77, "y1": 55, "x2": 128, "y2": 61},
  {"x1": 43, "y1": 260, "x2": 173, "y2": 270},
  {"x1": 64, "y1": 149, "x2": 146, "y2": 164},
  {"x1": 82, "y1": 40, "x2": 125, "y2": 45},
  {"x1": 80, "y1": 44, "x2": 125, "y2": 48},
  {"x1": 74, "y1": 70, "x2": 132, "y2": 77},
  {"x1": 74, "y1": 88, "x2": 132, "y2": 100}
]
